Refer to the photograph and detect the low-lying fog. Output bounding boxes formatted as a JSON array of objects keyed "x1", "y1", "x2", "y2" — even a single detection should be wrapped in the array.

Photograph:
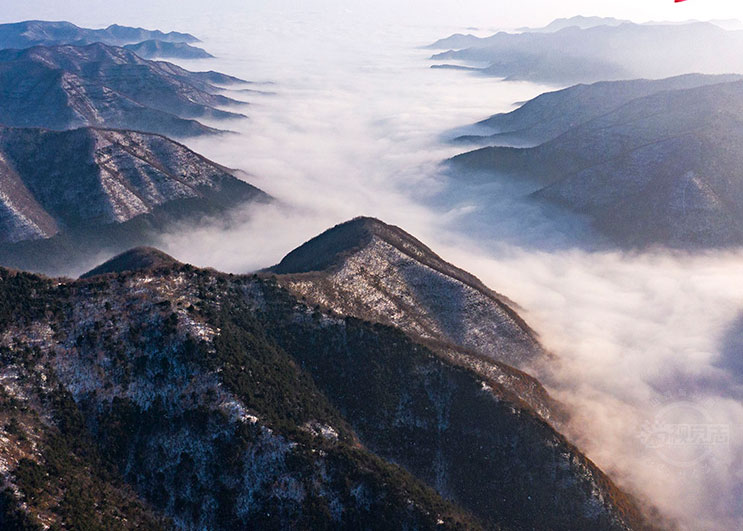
[{"x1": 16, "y1": 3, "x2": 743, "y2": 528}]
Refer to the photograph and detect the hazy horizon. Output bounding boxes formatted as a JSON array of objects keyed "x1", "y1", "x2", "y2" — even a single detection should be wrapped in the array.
[{"x1": 2, "y1": 0, "x2": 743, "y2": 36}]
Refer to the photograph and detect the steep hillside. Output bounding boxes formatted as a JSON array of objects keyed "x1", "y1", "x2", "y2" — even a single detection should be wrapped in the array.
[
  {"x1": 0, "y1": 126, "x2": 269, "y2": 273},
  {"x1": 427, "y1": 16, "x2": 631, "y2": 51},
  {"x1": 459, "y1": 74, "x2": 742, "y2": 146},
  {"x1": 0, "y1": 43, "x2": 244, "y2": 137},
  {"x1": 450, "y1": 80, "x2": 743, "y2": 248}
]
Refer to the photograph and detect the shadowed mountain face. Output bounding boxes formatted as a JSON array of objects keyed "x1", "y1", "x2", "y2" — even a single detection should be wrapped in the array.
[
  {"x1": 0, "y1": 20, "x2": 198, "y2": 49},
  {"x1": 124, "y1": 40, "x2": 214, "y2": 60},
  {"x1": 430, "y1": 22, "x2": 743, "y2": 84},
  {"x1": 0, "y1": 43, "x2": 245, "y2": 137},
  {"x1": 459, "y1": 74, "x2": 743, "y2": 147},
  {"x1": 450, "y1": 79, "x2": 743, "y2": 249},
  {"x1": 0, "y1": 220, "x2": 660, "y2": 530},
  {"x1": 0, "y1": 126, "x2": 269, "y2": 273}
]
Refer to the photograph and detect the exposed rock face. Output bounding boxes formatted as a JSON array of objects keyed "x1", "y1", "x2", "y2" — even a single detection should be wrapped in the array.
[
  {"x1": 0, "y1": 43, "x2": 245, "y2": 137},
  {"x1": 124, "y1": 40, "x2": 214, "y2": 60},
  {"x1": 0, "y1": 126, "x2": 269, "y2": 273},
  {"x1": 429, "y1": 22, "x2": 743, "y2": 84},
  {"x1": 0, "y1": 20, "x2": 198, "y2": 49},
  {"x1": 0, "y1": 225, "x2": 659, "y2": 529},
  {"x1": 450, "y1": 79, "x2": 743, "y2": 249}
]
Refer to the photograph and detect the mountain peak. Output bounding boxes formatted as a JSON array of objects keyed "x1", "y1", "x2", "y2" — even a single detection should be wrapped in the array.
[
  {"x1": 269, "y1": 215, "x2": 481, "y2": 282},
  {"x1": 271, "y1": 216, "x2": 512, "y2": 300},
  {"x1": 80, "y1": 247, "x2": 179, "y2": 278},
  {"x1": 268, "y1": 216, "x2": 390, "y2": 274}
]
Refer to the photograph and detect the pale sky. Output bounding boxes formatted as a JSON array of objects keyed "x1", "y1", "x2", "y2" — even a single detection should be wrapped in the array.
[{"x1": 1, "y1": 0, "x2": 742, "y2": 33}]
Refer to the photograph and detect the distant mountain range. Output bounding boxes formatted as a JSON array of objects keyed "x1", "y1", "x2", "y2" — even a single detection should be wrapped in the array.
[
  {"x1": 429, "y1": 21, "x2": 743, "y2": 84},
  {"x1": 515, "y1": 15, "x2": 631, "y2": 33},
  {"x1": 450, "y1": 77, "x2": 743, "y2": 248},
  {"x1": 0, "y1": 126, "x2": 269, "y2": 273},
  {"x1": 0, "y1": 219, "x2": 659, "y2": 530},
  {"x1": 425, "y1": 33, "x2": 488, "y2": 51},
  {"x1": 0, "y1": 20, "x2": 199, "y2": 49},
  {"x1": 426, "y1": 17, "x2": 631, "y2": 50},
  {"x1": 513, "y1": 16, "x2": 742, "y2": 34},
  {"x1": 123, "y1": 39, "x2": 213, "y2": 59},
  {"x1": 0, "y1": 20, "x2": 214, "y2": 60},
  {"x1": 0, "y1": 43, "x2": 244, "y2": 137}
]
